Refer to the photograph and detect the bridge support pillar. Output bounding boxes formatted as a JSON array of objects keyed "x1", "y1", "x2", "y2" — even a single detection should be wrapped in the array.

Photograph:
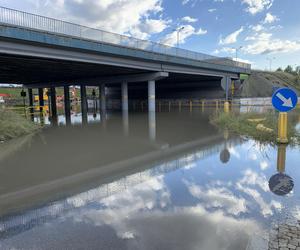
[
  {"x1": 80, "y1": 85, "x2": 88, "y2": 124},
  {"x1": 50, "y1": 87, "x2": 57, "y2": 119},
  {"x1": 222, "y1": 76, "x2": 231, "y2": 112},
  {"x1": 122, "y1": 109, "x2": 129, "y2": 136},
  {"x1": 148, "y1": 111, "x2": 156, "y2": 141},
  {"x1": 121, "y1": 82, "x2": 128, "y2": 111},
  {"x1": 28, "y1": 88, "x2": 33, "y2": 106},
  {"x1": 100, "y1": 84, "x2": 106, "y2": 112},
  {"x1": 28, "y1": 88, "x2": 34, "y2": 121},
  {"x1": 148, "y1": 80, "x2": 156, "y2": 112},
  {"x1": 38, "y1": 88, "x2": 44, "y2": 112},
  {"x1": 64, "y1": 86, "x2": 71, "y2": 125}
]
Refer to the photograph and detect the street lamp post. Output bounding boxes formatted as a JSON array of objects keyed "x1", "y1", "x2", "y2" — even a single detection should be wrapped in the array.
[
  {"x1": 233, "y1": 46, "x2": 243, "y2": 62},
  {"x1": 267, "y1": 57, "x2": 276, "y2": 71},
  {"x1": 173, "y1": 26, "x2": 185, "y2": 48}
]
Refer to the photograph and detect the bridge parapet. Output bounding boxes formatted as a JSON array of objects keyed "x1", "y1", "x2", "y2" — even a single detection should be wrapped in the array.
[{"x1": 0, "y1": 6, "x2": 250, "y2": 72}]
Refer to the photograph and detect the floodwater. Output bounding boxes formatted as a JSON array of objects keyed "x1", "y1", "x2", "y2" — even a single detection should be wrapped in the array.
[{"x1": 1, "y1": 104, "x2": 300, "y2": 250}]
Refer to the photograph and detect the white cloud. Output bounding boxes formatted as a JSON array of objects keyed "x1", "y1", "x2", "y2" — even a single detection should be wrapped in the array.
[
  {"x1": 259, "y1": 160, "x2": 269, "y2": 170},
  {"x1": 242, "y1": 0, "x2": 273, "y2": 15},
  {"x1": 135, "y1": 19, "x2": 169, "y2": 39},
  {"x1": 8, "y1": 0, "x2": 167, "y2": 40},
  {"x1": 233, "y1": 57, "x2": 253, "y2": 64},
  {"x1": 181, "y1": 16, "x2": 198, "y2": 23},
  {"x1": 184, "y1": 181, "x2": 247, "y2": 216},
  {"x1": 243, "y1": 32, "x2": 300, "y2": 55},
  {"x1": 161, "y1": 25, "x2": 207, "y2": 46},
  {"x1": 208, "y1": 8, "x2": 217, "y2": 13},
  {"x1": 219, "y1": 27, "x2": 244, "y2": 45},
  {"x1": 263, "y1": 12, "x2": 279, "y2": 24},
  {"x1": 251, "y1": 24, "x2": 264, "y2": 32},
  {"x1": 214, "y1": 47, "x2": 236, "y2": 54}
]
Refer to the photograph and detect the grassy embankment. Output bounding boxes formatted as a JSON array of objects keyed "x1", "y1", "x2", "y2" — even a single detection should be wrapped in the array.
[
  {"x1": 210, "y1": 111, "x2": 300, "y2": 146},
  {"x1": 0, "y1": 108, "x2": 40, "y2": 141},
  {"x1": 241, "y1": 71, "x2": 300, "y2": 97}
]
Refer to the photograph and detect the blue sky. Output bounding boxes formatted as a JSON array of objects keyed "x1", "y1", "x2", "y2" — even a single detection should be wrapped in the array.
[{"x1": 0, "y1": 0, "x2": 299, "y2": 70}]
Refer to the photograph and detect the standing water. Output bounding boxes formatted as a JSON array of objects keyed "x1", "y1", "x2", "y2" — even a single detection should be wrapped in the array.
[{"x1": 1, "y1": 104, "x2": 300, "y2": 250}]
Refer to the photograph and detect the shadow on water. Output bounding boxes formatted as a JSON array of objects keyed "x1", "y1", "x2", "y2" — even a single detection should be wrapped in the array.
[{"x1": 1, "y1": 104, "x2": 300, "y2": 249}]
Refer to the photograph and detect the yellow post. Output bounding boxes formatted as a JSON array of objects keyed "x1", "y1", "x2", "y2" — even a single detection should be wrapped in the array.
[
  {"x1": 216, "y1": 100, "x2": 219, "y2": 110},
  {"x1": 224, "y1": 101, "x2": 230, "y2": 113},
  {"x1": 189, "y1": 100, "x2": 193, "y2": 112},
  {"x1": 277, "y1": 112, "x2": 288, "y2": 144},
  {"x1": 231, "y1": 81, "x2": 235, "y2": 97},
  {"x1": 201, "y1": 100, "x2": 204, "y2": 112},
  {"x1": 277, "y1": 144, "x2": 287, "y2": 173}
]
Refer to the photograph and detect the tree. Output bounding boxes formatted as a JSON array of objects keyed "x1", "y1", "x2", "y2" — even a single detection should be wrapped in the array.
[
  {"x1": 284, "y1": 65, "x2": 293, "y2": 74},
  {"x1": 276, "y1": 67, "x2": 283, "y2": 72}
]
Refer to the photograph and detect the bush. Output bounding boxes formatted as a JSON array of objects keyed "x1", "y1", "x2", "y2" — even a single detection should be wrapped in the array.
[{"x1": 210, "y1": 111, "x2": 299, "y2": 145}]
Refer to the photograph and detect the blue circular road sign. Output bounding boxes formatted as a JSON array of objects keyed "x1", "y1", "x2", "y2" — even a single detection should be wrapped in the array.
[
  {"x1": 269, "y1": 173, "x2": 294, "y2": 196},
  {"x1": 272, "y1": 88, "x2": 298, "y2": 112}
]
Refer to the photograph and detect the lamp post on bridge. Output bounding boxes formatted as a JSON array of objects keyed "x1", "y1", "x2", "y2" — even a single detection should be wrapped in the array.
[
  {"x1": 232, "y1": 46, "x2": 243, "y2": 63},
  {"x1": 173, "y1": 26, "x2": 185, "y2": 48}
]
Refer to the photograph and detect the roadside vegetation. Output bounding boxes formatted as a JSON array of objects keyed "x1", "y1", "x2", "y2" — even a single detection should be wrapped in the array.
[
  {"x1": 241, "y1": 66, "x2": 300, "y2": 98},
  {"x1": 210, "y1": 111, "x2": 300, "y2": 146},
  {"x1": 0, "y1": 108, "x2": 40, "y2": 141}
]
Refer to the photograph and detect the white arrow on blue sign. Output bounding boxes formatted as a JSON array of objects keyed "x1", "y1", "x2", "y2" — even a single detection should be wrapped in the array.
[{"x1": 272, "y1": 88, "x2": 298, "y2": 112}]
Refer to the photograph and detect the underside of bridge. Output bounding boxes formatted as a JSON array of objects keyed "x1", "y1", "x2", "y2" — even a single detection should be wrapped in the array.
[{"x1": 0, "y1": 53, "x2": 224, "y2": 99}]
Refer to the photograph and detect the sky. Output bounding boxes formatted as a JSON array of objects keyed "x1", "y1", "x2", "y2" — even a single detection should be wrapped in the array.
[{"x1": 0, "y1": 0, "x2": 300, "y2": 70}]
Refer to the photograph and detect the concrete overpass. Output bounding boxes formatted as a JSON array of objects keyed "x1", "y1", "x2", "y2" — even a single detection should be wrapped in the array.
[{"x1": 0, "y1": 6, "x2": 251, "y2": 120}]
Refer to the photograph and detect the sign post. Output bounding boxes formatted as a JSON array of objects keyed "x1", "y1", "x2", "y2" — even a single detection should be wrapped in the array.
[{"x1": 272, "y1": 88, "x2": 298, "y2": 144}]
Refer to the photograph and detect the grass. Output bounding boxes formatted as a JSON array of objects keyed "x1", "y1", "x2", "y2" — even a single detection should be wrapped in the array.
[
  {"x1": 0, "y1": 108, "x2": 40, "y2": 141},
  {"x1": 210, "y1": 111, "x2": 300, "y2": 146}
]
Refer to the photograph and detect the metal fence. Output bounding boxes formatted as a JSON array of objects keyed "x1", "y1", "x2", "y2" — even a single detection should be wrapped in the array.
[{"x1": 0, "y1": 6, "x2": 251, "y2": 70}]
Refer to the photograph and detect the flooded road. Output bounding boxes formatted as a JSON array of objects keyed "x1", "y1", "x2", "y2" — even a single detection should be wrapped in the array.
[{"x1": 1, "y1": 106, "x2": 300, "y2": 250}]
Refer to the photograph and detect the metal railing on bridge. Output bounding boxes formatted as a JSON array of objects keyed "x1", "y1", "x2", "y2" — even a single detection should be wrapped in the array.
[{"x1": 0, "y1": 6, "x2": 251, "y2": 70}]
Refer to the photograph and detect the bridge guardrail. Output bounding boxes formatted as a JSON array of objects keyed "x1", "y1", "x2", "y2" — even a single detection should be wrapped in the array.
[{"x1": 0, "y1": 6, "x2": 251, "y2": 71}]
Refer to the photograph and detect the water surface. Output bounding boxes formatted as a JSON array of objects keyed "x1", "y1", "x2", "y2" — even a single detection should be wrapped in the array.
[{"x1": 1, "y1": 107, "x2": 300, "y2": 250}]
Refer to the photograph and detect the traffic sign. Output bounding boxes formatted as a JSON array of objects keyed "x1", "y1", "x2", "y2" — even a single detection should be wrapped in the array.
[
  {"x1": 272, "y1": 88, "x2": 298, "y2": 112},
  {"x1": 269, "y1": 173, "x2": 294, "y2": 196}
]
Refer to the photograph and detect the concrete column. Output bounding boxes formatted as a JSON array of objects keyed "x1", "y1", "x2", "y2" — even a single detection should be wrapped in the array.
[
  {"x1": 100, "y1": 84, "x2": 106, "y2": 112},
  {"x1": 222, "y1": 76, "x2": 230, "y2": 101},
  {"x1": 122, "y1": 109, "x2": 129, "y2": 136},
  {"x1": 64, "y1": 85, "x2": 71, "y2": 125},
  {"x1": 28, "y1": 88, "x2": 33, "y2": 107},
  {"x1": 50, "y1": 87, "x2": 57, "y2": 118},
  {"x1": 121, "y1": 81, "x2": 128, "y2": 111},
  {"x1": 80, "y1": 85, "x2": 88, "y2": 124},
  {"x1": 38, "y1": 88, "x2": 44, "y2": 112},
  {"x1": 148, "y1": 80, "x2": 156, "y2": 112},
  {"x1": 148, "y1": 111, "x2": 156, "y2": 141},
  {"x1": 28, "y1": 88, "x2": 34, "y2": 121}
]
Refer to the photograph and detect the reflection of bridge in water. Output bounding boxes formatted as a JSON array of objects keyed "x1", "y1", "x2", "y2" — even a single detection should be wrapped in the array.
[{"x1": 0, "y1": 135, "x2": 242, "y2": 239}]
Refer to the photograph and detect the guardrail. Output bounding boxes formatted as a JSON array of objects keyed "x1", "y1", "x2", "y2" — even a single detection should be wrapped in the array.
[{"x1": 0, "y1": 6, "x2": 251, "y2": 70}]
